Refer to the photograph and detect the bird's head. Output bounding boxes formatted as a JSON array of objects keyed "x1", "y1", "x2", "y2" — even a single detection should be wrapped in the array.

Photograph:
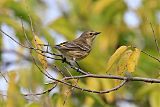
[{"x1": 79, "y1": 31, "x2": 101, "y2": 45}]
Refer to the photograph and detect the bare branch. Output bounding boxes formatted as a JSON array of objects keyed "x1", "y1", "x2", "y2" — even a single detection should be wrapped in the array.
[
  {"x1": 0, "y1": 29, "x2": 62, "y2": 58},
  {"x1": 20, "y1": 17, "x2": 32, "y2": 47},
  {"x1": 0, "y1": 71, "x2": 8, "y2": 83},
  {"x1": 64, "y1": 74, "x2": 160, "y2": 83},
  {"x1": 24, "y1": 83, "x2": 57, "y2": 96},
  {"x1": 141, "y1": 50, "x2": 160, "y2": 63},
  {"x1": 150, "y1": 22, "x2": 160, "y2": 54}
]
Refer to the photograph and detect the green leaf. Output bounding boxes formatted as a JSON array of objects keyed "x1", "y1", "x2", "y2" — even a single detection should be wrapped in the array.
[
  {"x1": 49, "y1": 17, "x2": 76, "y2": 40},
  {"x1": 41, "y1": 28, "x2": 55, "y2": 46},
  {"x1": 135, "y1": 84, "x2": 159, "y2": 100}
]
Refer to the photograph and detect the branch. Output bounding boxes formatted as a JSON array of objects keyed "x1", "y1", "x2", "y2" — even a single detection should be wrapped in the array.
[
  {"x1": 141, "y1": 50, "x2": 160, "y2": 63},
  {"x1": 63, "y1": 59, "x2": 89, "y2": 75},
  {"x1": 2, "y1": 48, "x2": 160, "y2": 95},
  {"x1": 0, "y1": 72, "x2": 8, "y2": 83},
  {"x1": 64, "y1": 74, "x2": 160, "y2": 83},
  {"x1": 150, "y1": 22, "x2": 160, "y2": 54},
  {"x1": 23, "y1": 83, "x2": 57, "y2": 96},
  {"x1": 1, "y1": 24, "x2": 160, "y2": 96},
  {"x1": 30, "y1": 52, "x2": 127, "y2": 94},
  {"x1": 32, "y1": 55, "x2": 159, "y2": 94},
  {"x1": 0, "y1": 29, "x2": 62, "y2": 58}
]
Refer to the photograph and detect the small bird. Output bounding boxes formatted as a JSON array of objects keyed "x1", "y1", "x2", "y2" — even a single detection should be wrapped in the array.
[{"x1": 54, "y1": 31, "x2": 101, "y2": 62}]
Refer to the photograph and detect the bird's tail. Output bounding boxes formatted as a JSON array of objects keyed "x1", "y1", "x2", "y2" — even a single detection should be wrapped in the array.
[{"x1": 54, "y1": 45, "x2": 60, "y2": 49}]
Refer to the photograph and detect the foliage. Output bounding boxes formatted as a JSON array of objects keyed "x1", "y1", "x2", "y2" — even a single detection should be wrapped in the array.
[{"x1": 0, "y1": 0, "x2": 160, "y2": 107}]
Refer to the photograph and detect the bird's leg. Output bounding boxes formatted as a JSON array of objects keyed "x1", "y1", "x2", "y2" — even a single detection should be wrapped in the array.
[
  {"x1": 72, "y1": 58, "x2": 81, "y2": 73},
  {"x1": 75, "y1": 61, "x2": 82, "y2": 74},
  {"x1": 74, "y1": 61, "x2": 89, "y2": 75},
  {"x1": 75, "y1": 61, "x2": 81, "y2": 68},
  {"x1": 62, "y1": 57, "x2": 67, "y2": 63}
]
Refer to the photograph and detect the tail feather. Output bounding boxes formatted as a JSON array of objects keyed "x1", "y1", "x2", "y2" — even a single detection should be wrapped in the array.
[{"x1": 54, "y1": 45, "x2": 60, "y2": 49}]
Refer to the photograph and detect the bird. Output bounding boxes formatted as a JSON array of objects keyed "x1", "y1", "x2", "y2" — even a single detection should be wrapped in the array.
[{"x1": 54, "y1": 31, "x2": 101, "y2": 62}]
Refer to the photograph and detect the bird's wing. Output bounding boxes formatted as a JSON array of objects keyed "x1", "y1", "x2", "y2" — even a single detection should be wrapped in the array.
[{"x1": 55, "y1": 41, "x2": 90, "y2": 52}]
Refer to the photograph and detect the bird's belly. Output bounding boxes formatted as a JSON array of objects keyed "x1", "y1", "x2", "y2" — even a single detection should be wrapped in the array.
[{"x1": 64, "y1": 51, "x2": 89, "y2": 61}]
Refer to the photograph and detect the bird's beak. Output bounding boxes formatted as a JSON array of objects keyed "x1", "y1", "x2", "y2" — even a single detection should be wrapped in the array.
[{"x1": 94, "y1": 32, "x2": 101, "y2": 35}]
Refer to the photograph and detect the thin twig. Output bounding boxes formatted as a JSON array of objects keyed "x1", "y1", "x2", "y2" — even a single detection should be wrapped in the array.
[
  {"x1": 54, "y1": 65, "x2": 66, "y2": 77},
  {"x1": 63, "y1": 60, "x2": 89, "y2": 75},
  {"x1": 24, "y1": 83, "x2": 57, "y2": 96},
  {"x1": 150, "y1": 22, "x2": 160, "y2": 54},
  {"x1": 63, "y1": 79, "x2": 79, "y2": 105},
  {"x1": 0, "y1": 72, "x2": 8, "y2": 83},
  {"x1": 0, "y1": 29, "x2": 61, "y2": 58},
  {"x1": 20, "y1": 17, "x2": 32, "y2": 47},
  {"x1": 0, "y1": 83, "x2": 58, "y2": 97},
  {"x1": 63, "y1": 66, "x2": 79, "y2": 105},
  {"x1": 141, "y1": 50, "x2": 160, "y2": 63}
]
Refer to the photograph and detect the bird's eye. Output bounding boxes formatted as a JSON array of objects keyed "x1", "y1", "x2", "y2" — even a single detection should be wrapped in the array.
[{"x1": 89, "y1": 33, "x2": 93, "y2": 35}]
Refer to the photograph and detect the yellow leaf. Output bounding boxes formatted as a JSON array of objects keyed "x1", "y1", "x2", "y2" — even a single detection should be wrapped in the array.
[
  {"x1": 33, "y1": 35, "x2": 48, "y2": 69},
  {"x1": 101, "y1": 79, "x2": 115, "y2": 103},
  {"x1": 149, "y1": 89, "x2": 160, "y2": 107},
  {"x1": 7, "y1": 72, "x2": 25, "y2": 107},
  {"x1": 7, "y1": 72, "x2": 17, "y2": 107},
  {"x1": 117, "y1": 50, "x2": 133, "y2": 76},
  {"x1": 116, "y1": 50, "x2": 132, "y2": 85},
  {"x1": 106, "y1": 46, "x2": 128, "y2": 72},
  {"x1": 127, "y1": 48, "x2": 141, "y2": 72},
  {"x1": 33, "y1": 35, "x2": 44, "y2": 48},
  {"x1": 86, "y1": 78, "x2": 100, "y2": 90},
  {"x1": 84, "y1": 96, "x2": 94, "y2": 107}
]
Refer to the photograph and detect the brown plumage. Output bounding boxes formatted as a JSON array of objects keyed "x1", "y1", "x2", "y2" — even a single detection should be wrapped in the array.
[{"x1": 55, "y1": 31, "x2": 101, "y2": 61}]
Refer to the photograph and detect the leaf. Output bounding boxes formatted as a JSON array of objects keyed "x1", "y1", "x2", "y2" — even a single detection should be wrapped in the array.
[
  {"x1": 7, "y1": 72, "x2": 17, "y2": 107},
  {"x1": 101, "y1": 79, "x2": 115, "y2": 103},
  {"x1": 135, "y1": 84, "x2": 158, "y2": 100},
  {"x1": 84, "y1": 96, "x2": 94, "y2": 107},
  {"x1": 41, "y1": 28, "x2": 55, "y2": 46},
  {"x1": 116, "y1": 50, "x2": 132, "y2": 85},
  {"x1": 86, "y1": 78, "x2": 100, "y2": 90},
  {"x1": 106, "y1": 46, "x2": 128, "y2": 72},
  {"x1": 127, "y1": 48, "x2": 141, "y2": 72},
  {"x1": 84, "y1": 92, "x2": 106, "y2": 106},
  {"x1": 51, "y1": 93, "x2": 59, "y2": 106},
  {"x1": 7, "y1": 72, "x2": 26, "y2": 107},
  {"x1": 0, "y1": 16, "x2": 28, "y2": 42},
  {"x1": 32, "y1": 35, "x2": 48, "y2": 69},
  {"x1": 117, "y1": 50, "x2": 133, "y2": 76},
  {"x1": 49, "y1": 17, "x2": 76, "y2": 40},
  {"x1": 149, "y1": 89, "x2": 160, "y2": 107},
  {"x1": 93, "y1": 0, "x2": 113, "y2": 14}
]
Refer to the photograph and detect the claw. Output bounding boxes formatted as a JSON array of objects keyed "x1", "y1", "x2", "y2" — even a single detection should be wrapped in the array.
[{"x1": 62, "y1": 58, "x2": 66, "y2": 63}]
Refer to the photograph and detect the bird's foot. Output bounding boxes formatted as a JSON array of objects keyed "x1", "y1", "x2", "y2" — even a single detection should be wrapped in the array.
[{"x1": 62, "y1": 58, "x2": 67, "y2": 63}]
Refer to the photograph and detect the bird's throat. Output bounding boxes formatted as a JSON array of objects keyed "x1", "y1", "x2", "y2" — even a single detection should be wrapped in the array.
[{"x1": 86, "y1": 37, "x2": 95, "y2": 46}]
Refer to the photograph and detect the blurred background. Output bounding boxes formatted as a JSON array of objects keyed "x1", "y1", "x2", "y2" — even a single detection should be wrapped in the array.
[{"x1": 0, "y1": 0, "x2": 160, "y2": 107}]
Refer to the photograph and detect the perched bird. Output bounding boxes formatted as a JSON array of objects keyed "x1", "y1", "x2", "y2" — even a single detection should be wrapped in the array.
[{"x1": 54, "y1": 31, "x2": 101, "y2": 62}]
